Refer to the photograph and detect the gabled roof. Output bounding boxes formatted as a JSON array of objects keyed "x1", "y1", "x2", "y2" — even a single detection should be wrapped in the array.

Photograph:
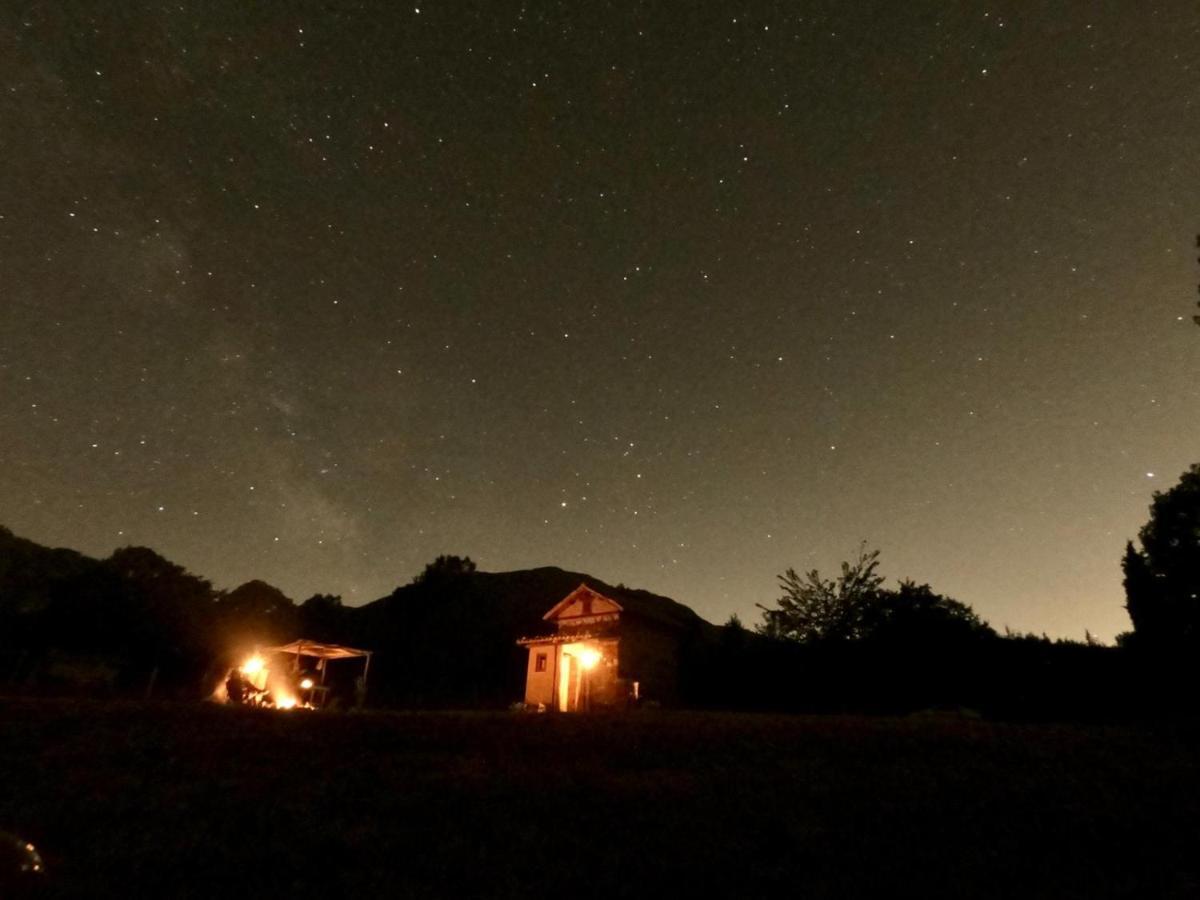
[{"x1": 542, "y1": 583, "x2": 624, "y2": 622}]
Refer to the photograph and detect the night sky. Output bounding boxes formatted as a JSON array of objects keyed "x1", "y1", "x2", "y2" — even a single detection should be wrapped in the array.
[{"x1": 2, "y1": 3, "x2": 1198, "y2": 640}]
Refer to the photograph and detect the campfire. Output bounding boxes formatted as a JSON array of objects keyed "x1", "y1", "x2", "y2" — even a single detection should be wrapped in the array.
[{"x1": 224, "y1": 640, "x2": 372, "y2": 710}]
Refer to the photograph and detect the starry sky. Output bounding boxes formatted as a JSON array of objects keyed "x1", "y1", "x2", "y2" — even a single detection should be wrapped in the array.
[{"x1": 2, "y1": 2, "x2": 1198, "y2": 640}]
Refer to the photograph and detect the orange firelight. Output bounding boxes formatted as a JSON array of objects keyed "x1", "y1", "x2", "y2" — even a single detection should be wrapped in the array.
[
  {"x1": 578, "y1": 648, "x2": 601, "y2": 670},
  {"x1": 240, "y1": 655, "x2": 265, "y2": 677},
  {"x1": 299, "y1": 678, "x2": 314, "y2": 690}
]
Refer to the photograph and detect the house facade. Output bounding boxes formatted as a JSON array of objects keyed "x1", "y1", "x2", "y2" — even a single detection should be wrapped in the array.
[{"x1": 517, "y1": 583, "x2": 683, "y2": 711}]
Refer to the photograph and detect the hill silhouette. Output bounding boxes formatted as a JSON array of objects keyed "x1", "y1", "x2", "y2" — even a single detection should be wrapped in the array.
[
  {"x1": 0, "y1": 525, "x2": 1171, "y2": 719},
  {"x1": 349, "y1": 564, "x2": 719, "y2": 707},
  {"x1": 0, "y1": 525, "x2": 716, "y2": 706}
]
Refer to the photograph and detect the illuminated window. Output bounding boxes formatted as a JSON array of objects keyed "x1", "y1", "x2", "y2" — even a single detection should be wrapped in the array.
[{"x1": 535, "y1": 653, "x2": 547, "y2": 672}]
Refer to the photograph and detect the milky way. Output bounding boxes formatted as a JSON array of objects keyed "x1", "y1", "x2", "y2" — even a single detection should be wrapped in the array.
[{"x1": 2, "y1": 2, "x2": 1198, "y2": 639}]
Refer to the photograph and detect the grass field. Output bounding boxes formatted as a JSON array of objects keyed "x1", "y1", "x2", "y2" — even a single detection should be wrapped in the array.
[{"x1": 1, "y1": 699, "x2": 1198, "y2": 898}]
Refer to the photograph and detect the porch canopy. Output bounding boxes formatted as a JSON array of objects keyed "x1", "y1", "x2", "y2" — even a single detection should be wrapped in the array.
[
  {"x1": 267, "y1": 640, "x2": 371, "y2": 660},
  {"x1": 264, "y1": 640, "x2": 373, "y2": 701}
]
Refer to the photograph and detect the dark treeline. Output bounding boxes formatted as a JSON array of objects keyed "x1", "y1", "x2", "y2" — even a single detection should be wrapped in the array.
[
  {"x1": 685, "y1": 610, "x2": 1152, "y2": 721},
  {"x1": 0, "y1": 533, "x2": 700, "y2": 708},
  {"x1": 685, "y1": 548, "x2": 1148, "y2": 722},
  {"x1": 2, "y1": 465, "x2": 1197, "y2": 719},
  {"x1": 691, "y1": 465, "x2": 1200, "y2": 720},
  {"x1": 0, "y1": 528, "x2": 311, "y2": 698}
]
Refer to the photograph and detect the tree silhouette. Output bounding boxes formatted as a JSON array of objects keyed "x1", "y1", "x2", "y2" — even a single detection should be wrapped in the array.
[
  {"x1": 1122, "y1": 463, "x2": 1200, "y2": 651},
  {"x1": 756, "y1": 545, "x2": 884, "y2": 642},
  {"x1": 861, "y1": 581, "x2": 995, "y2": 645},
  {"x1": 214, "y1": 580, "x2": 297, "y2": 652},
  {"x1": 413, "y1": 555, "x2": 477, "y2": 586},
  {"x1": 299, "y1": 593, "x2": 346, "y2": 642},
  {"x1": 104, "y1": 546, "x2": 216, "y2": 685},
  {"x1": 757, "y1": 547, "x2": 993, "y2": 646}
]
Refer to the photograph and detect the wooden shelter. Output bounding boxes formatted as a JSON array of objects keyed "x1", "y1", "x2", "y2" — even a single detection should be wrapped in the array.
[
  {"x1": 264, "y1": 640, "x2": 372, "y2": 709},
  {"x1": 517, "y1": 583, "x2": 684, "y2": 711}
]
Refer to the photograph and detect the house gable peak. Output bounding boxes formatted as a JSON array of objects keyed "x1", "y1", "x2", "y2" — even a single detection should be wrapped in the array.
[{"x1": 542, "y1": 583, "x2": 623, "y2": 623}]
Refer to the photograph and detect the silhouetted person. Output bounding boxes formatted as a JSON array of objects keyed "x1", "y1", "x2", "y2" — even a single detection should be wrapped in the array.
[{"x1": 225, "y1": 669, "x2": 247, "y2": 704}]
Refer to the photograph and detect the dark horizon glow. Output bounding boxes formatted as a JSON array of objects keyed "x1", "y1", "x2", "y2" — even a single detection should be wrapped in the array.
[{"x1": 2, "y1": 3, "x2": 1198, "y2": 640}]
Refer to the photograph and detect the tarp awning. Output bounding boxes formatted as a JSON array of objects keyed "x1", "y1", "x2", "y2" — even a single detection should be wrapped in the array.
[{"x1": 266, "y1": 640, "x2": 371, "y2": 660}]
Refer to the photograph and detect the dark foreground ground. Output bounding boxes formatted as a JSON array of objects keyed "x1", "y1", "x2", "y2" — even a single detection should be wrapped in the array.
[{"x1": 1, "y1": 700, "x2": 1198, "y2": 899}]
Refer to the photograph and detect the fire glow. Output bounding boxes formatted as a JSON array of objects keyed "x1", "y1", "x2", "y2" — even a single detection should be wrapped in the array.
[
  {"x1": 224, "y1": 641, "x2": 372, "y2": 710},
  {"x1": 233, "y1": 653, "x2": 308, "y2": 711}
]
